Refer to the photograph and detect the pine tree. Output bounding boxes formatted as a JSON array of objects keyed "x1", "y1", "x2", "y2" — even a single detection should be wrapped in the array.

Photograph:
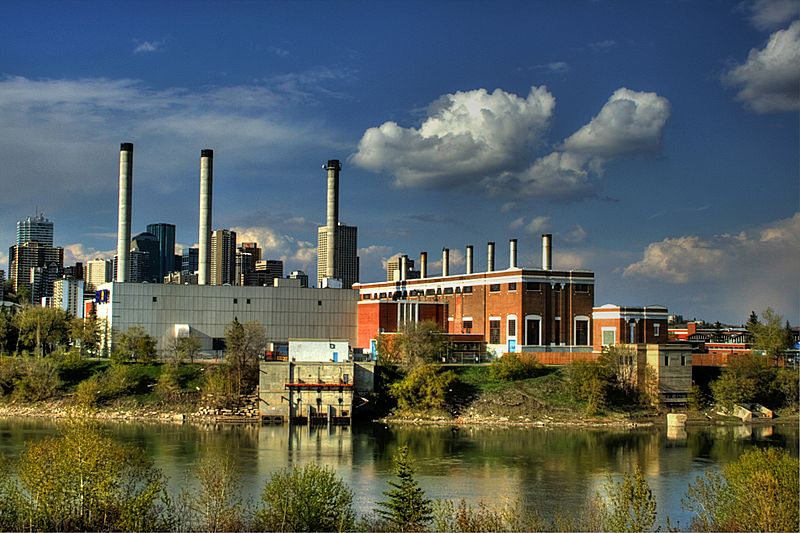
[{"x1": 376, "y1": 446, "x2": 433, "y2": 532}]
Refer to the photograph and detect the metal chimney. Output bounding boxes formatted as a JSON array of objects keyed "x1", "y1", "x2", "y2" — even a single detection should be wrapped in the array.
[
  {"x1": 509, "y1": 239, "x2": 518, "y2": 269},
  {"x1": 198, "y1": 149, "x2": 213, "y2": 285},
  {"x1": 466, "y1": 245, "x2": 473, "y2": 275},
  {"x1": 399, "y1": 255, "x2": 408, "y2": 282},
  {"x1": 487, "y1": 242, "x2": 495, "y2": 272},
  {"x1": 420, "y1": 252, "x2": 427, "y2": 279},
  {"x1": 325, "y1": 160, "x2": 341, "y2": 280},
  {"x1": 542, "y1": 233, "x2": 552, "y2": 270},
  {"x1": 115, "y1": 143, "x2": 133, "y2": 282},
  {"x1": 442, "y1": 248, "x2": 450, "y2": 277}
]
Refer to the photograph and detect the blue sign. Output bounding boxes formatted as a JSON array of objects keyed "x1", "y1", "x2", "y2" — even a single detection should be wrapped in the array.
[{"x1": 507, "y1": 339, "x2": 516, "y2": 353}]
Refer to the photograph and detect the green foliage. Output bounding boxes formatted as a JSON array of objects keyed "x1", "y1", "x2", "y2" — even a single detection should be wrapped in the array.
[
  {"x1": 185, "y1": 452, "x2": 248, "y2": 532},
  {"x1": 69, "y1": 312, "x2": 101, "y2": 357},
  {"x1": 390, "y1": 364, "x2": 458, "y2": 412},
  {"x1": 113, "y1": 326, "x2": 158, "y2": 363},
  {"x1": 14, "y1": 306, "x2": 70, "y2": 356},
  {"x1": 0, "y1": 308, "x2": 18, "y2": 354},
  {"x1": 54, "y1": 352, "x2": 108, "y2": 387},
  {"x1": 567, "y1": 359, "x2": 610, "y2": 415},
  {"x1": 377, "y1": 446, "x2": 433, "y2": 532},
  {"x1": 155, "y1": 362, "x2": 182, "y2": 401},
  {"x1": 431, "y1": 498, "x2": 546, "y2": 532},
  {"x1": 378, "y1": 321, "x2": 449, "y2": 369},
  {"x1": 13, "y1": 423, "x2": 169, "y2": 531},
  {"x1": 255, "y1": 463, "x2": 354, "y2": 532},
  {"x1": 748, "y1": 308, "x2": 792, "y2": 362},
  {"x1": 593, "y1": 466, "x2": 657, "y2": 532},
  {"x1": 74, "y1": 363, "x2": 159, "y2": 407},
  {"x1": 684, "y1": 447, "x2": 799, "y2": 532},
  {"x1": 224, "y1": 318, "x2": 266, "y2": 398},
  {"x1": 11, "y1": 357, "x2": 62, "y2": 402},
  {"x1": 0, "y1": 356, "x2": 23, "y2": 396},
  {"x1": 688, "y1": 384, "x2": 712, "y2": 411},
  {"x1": 710, "y1": 354, "x2": 792, "y2": 410},
  {"x1": 168, "y1": 334, "x2": 202, "y2": 364},
  {"x1": 489, "y1": 353, "x2": 542, "y2": 381}
]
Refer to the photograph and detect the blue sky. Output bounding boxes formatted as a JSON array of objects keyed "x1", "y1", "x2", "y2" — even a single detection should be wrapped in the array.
[{"x1": 1, "y1": 0, "x2": 798, "y2": 324}]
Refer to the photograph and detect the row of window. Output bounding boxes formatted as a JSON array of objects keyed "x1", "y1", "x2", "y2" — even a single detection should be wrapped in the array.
[
  {"x1": 363, "y1": 281, "x2": 591, "y2": 300},
  {"x1": 152, "y1": 297, "x2": 325, "y2": 307}
]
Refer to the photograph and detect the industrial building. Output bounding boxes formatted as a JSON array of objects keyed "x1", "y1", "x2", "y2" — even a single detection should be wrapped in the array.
[{"x1": 316, "y1": 160, "x2": 359, "y2": 289}]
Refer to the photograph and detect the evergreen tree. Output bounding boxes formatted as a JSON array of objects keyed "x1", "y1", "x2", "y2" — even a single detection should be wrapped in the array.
[{"x1": 377, "y1": 446, "x2": 433, "y2": 532}]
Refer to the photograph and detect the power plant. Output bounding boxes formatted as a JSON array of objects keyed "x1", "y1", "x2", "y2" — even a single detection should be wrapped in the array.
[{"x1": 115, "y1": 143, "x2": 133, "y2": 282}]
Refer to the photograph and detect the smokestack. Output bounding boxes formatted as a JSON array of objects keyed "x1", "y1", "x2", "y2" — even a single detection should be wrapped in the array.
[
  {"x1": 542, "y1": 233, "x2": 552, "y2": 270},
  {"x1": 420, "y1": 252, "x2": 427, "y2": 279},
  {"x1": 442, "y1": 248, "x2": 450, "y2": 277},
  {"x1": 509, "y1": 239, "x2": 518, "y2": 269},
  {"x1": 115, "y1": 143, "x2": 133, "y2": 282},
  {"x1": 466, "y1": 245, "x2": 473, "y2": 275},
  {"x1": 487, "y1": 242, "x2": 495, "y2": 272},
  {"x1": 325, "y1": 160, "x2": 340, "y2": 280},
  {"x1": 400, "y1": 255, "x2": 408, "y2": 282},
  {"x1": 198, "y1": 149, "x2": 213, "y2": 285}
]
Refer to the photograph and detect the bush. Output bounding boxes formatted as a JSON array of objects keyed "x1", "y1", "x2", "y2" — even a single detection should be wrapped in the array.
[
  {"x1": 255, "y1": 463, "x2": 354, "y2": 532},
  {"x1": 566, "y1": 360, "x2": 610, "y2": 415},
  {"x1": 390, "y1": 364, "x2": 458, "y2": 412},
  {"x1": 489, "y1": 353, "x2": 542, "y2": 381},
  {"x1": 0, "y1": 357, "x2": 23, "y2": 397},
  {"x1": 12, "y1": 357, "x2": 62, "y2": 402},
  {"x1": 593, "y1": 466, "x2": 657, "y2": 532},
  {"x1": 73, "y1": 364, "x2": 158, "y2": 407},
  {"x1": 684, "y1": 447, "x2": 799, "y2": 532},
  {"x1": 710, "y1": 354, "x2": 786, "y2": 410},
  {"x1": 183, "y1": 453, "x2": 249, "y2": 532}
]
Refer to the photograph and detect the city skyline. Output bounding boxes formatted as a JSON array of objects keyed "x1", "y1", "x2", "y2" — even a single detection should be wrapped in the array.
[{"x1": 0, "y1": 1, "x2": 797, "y2": 323}]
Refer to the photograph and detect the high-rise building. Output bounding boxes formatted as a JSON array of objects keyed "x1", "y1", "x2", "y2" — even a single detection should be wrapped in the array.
[
  {"x1": 127, "y1": 250, "x2": 150, "y2": 283},
  {"x1": 9, "y1": 241, "x2": 63, "y2": 301},
  {"x1": 236, "y1": 242, "x2": 262, "y2": 285},
  {"x1": 17, "y1": 213, "x2": 54, "y2": 246},
  {"x1": 386, "y1": 254, "x2": 420, "y2": 281},
  {"x1": 146, "y1": 223, "x2": 176, "y2": 282},
  {"x1": 211, "y1": 229, "x2": 237, "y2": 285},
  {"x1": 130, "y1": 232, "x2": 159, "y2": 283},
  {"x1": 182, "y1": 248, "x2": 199, "y2": 276},
  {"x1": 317, "y1": 223, "x2": 359, "y2": 288},
  {"x1": 53, "y1": 278, "x2": 85, "y2": 318},
  {"x1": 63, "y1": 262, "x2": 83, "y2": 281},
  {"x1": 243, "y1": 259, "x2": 284, "y2": 286},
  {"x1": 30, "y1": 262, "x2": 62, "y2": 304},
  {"x1": 289, "y1": 270, "x2": 309, "y2": 288},
  {"x1": 86, "y1": 258, "x2": 113, "y2": 291}
]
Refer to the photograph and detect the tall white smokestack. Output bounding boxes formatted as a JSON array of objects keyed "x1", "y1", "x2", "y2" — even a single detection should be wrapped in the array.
[
  {"x1": 466, "y1": 245, "x2": 473, "y2": 275},
  {"x1": 325, "y1": 160, "x2": 340, "y2": 280},
  {"x1": 542, "y1": 233, "x2": 552, "y2": 270},
  {"x1": 400, "y1": 255, "x2": 408, "y2": 282},
  {"x1": 198, "y1": 149, "x2": 213, "y2": 285},
  {"x1": 509, "y1": 239, "x2": 518, "y2": 269},
  {"x1": 115, "y1": 143, "x2": 133, "y2": 282},
  {"x1": 420, "y1": 252, "x2": 427, "y2": 279},
  {"x1": 487, "y1": 242, "x2": 495, "y2": 272},
  {"x1": 442, "y1": 248, "x2": 449, "y2": 277}
]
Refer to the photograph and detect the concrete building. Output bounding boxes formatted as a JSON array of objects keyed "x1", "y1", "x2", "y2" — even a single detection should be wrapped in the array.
[
  {"x1": 146, "y1": 223, "x2": 176, "y2": 282},
  {"x1": 289, "y1": 270, "x2": 309, "y2": 288},
  {"x1": 17, "y1": 212, "x2": 53, "y2": 246},
  {"x1": 86, "y1": 258, "x2": 113, "y2": 291},
  {"x1": 30, "y1": 263, "x2": 62, "y2": 304},
  {"x1": 211, "y1": 229, "x2": 237, "y2": 285},
  {"x1": 182, "y1": 248, "x2": 199, "y2": 276},
  {"x1": 94, "y1": 282, "x2": 358, "y2": 354},
  {"x1": 317, "y1": 224, "x2": 359, "y2": 288},
  {"x1": 386, "y1": 254, "x2": 420, "y2": 282},
  {"x1": 235, "y1": 242, "x2": 261, "y2": 285},
  {"x1": 9, "y1": 241, "x2": 63, "y2": 299},
  {"x1": 356, "y1": 236, "x2": 594, "y2": 356},
  {"x1": 53, "y1": 278, "x2": 85, "y2": 318}
]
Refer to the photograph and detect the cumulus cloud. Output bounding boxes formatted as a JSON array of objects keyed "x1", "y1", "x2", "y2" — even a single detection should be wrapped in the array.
[
  {"x1": 624, "y1": 213, "x2": 800, "y2": 321},
  {"x1": 133, "y1": 40, "x2": 161, "y2": 54},
  {"x1": 563, "y1": 224, "x2": 588, "y2": 244},
  {"x1": 723, "y1": 20, "x2": 800, "y2": 113},
  {"x1": 63, "y1": 243, "x2": 115, "y2": 265},
  {"x1": 353, "y1": 86, "x2": 555, "y2": 188},
  {"x1": 231, "y1": 226, "x2": 317, "y2": 273},
  {"x1": 747, "y1": 0, "x2": 800, "y2": 30}
]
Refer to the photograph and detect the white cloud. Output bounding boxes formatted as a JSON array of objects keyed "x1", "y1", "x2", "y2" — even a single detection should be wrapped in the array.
[
  {"x1": 230, "y1": 226, "x2": 317, "y2": 273},
  {"x1": 509, "y1": 217, "x2": 525, "y2": 230},
  {"x1": 531, "y1": 62, "x2": 571, "y2": 74},
  {"x1": 723, "y1": 20, "x2": 800, "y2": 113},
  {"x1": 589, "y1": 40, "x2": 617, "y2": 50},
  {"x1": 353, "y1": 86, "x2": 555, "y2": 188},
  {"x1": 133, "y1": 40, "x2": 160, "y2": 54},
  {"x1": 624, "y1": 213, "x2": 800, "y2": 321},
  {"x1": 748, "y1": 0, "x2": 800, "y2": 30},
  {"x1": 525, "y1": 216, "x2": 551, "y2": 234},
  {"x1": 563, "y1": 224, "x2": 587, "y2": 244},
  {"x1": 269, "y1": 46, "x2": 290, "y2": 57},
  {"x1": 500, "y1": 202, "x2": 517, "y2": 213},
  {"x1": 63, "y1": 243, "x2": 115, "y2": 265}
]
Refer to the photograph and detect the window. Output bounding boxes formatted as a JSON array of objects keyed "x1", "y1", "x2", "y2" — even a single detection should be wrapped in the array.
[
  {"x1": 653, "y1": 323, "x2": 661, "y2": 337},
  {"x1": 379, "y1": 292, "x2": 387, "y2": 298},
  {"x1": 246, "y1": 299, "x2": 251, "y2": 304},
  {"x1": 318, "y1": 300, "x2": 322, "y2": 306},
  {"x1": 463, "y1": 286, "x2": 473, "y2": 294},
  {"x1": 489, "y1": 319, "x2": 501, "y2": 344},
  {"x1": 489, "y1": 283, "x2": 501, "y2": 292},
  {"x1": 212, "y1": 338, "x2": 226, "y2": 351},
  {"x1": 574, "y1": 283, "x2": 589, "y2": 293},
  {"x1": 526, "y1": 318, "x2": 541, "y2": 345},
  {"x1": 664, "y1": 355, "x2": 670, "y2": 366},
  {"x1": 363, "y1": 294, "x2": 370, "y2": 300},
  {"x1": 233, "y1": 298, "x2": 238, "y2": 304},
  {"x1": 680, "y1": 355, "x2": 686, "y2": 366},
  {"x1": 601, "y1": 328, "x2": 616, "y2": 347},
  {"x1": 444, "y1": 287, "x2": 454, "y2": 295},
  {"x1": 463, "y1": 319, "x2": 473, "y2": 332},
  {"x1": 575, "y1": 320, "x2": 589, "y2": 345},
  {"x1": 508, "y1": 282, "x2": 517, "y2": 291},
  {"x1": 508, "y1": 319, "x2": 516, "y2": 338},
  {"x1": 152, "y1": 296, "x2": 157, "y2": 303},
  {"x1": 553, "y1": 318, "x2": 561, "y2": 345},
  {"x1": 525, "y1": 282, "x2": 541, "y2": 292},
  {"x1": 425, "y1": 289, "x2": 436, "y2": 296},
  {"x1": 553, "y1": 284, "x2": 561, "y2": 292},
  {"x1": 455, "y1": 287, "x2": 461, "y2": 293}
]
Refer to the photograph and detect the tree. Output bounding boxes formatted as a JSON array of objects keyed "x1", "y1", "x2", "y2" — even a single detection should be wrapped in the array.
[
  {"x1": 0, "y1": 308, "x2": 18, "y2": 354},
  {"x1": 593, "y1": 466, "x2": 657, "y2": 532},
  {"x1": 567, "y1": 359, "x2": 611, "y2": 415},
  {"x1": 376, "y1": 445, "x2": 433, "y2": 532},
  {"x1": 378, "y1": 321, "x2": 449, "y2": 369},
  {"x1": 255, "y1": 463, "x2": 355, "y2": 532},
  {"x1": 14, "y1": 306, "x2": 70, "y2": 356},
  {"x1": 599, "y1": 345, "x2": 638, "y2": 395},
  {"x1": 15, "y1": 423, "x2": 169, "y2": 531},
  {"x1": 748, "y1": 308, "x2": 792, "y2": 363},
  {"x1": 684, "y1": 447, "x2": 799, "y2": 532},
  {"x1": 224, "y1": 318, "x2": 266, "y2": 398},
  {"x1": 710, "y1": 354, "x2": 778, "y2": 409},
  {"x1": 69, "y1": 309, "x2": 101, "y2": 358},
  {"x1": 113, "y1": 326, "x2": 158, "y2": 363},
  {"x1": 389, "y1": 363, "x2": 458, "y2": 412},
  {"x1": 489, "y1": 353, "x2": 542, "y2": 381},
  {"x1": 168, "y1": 333, "x2": 201, "y2": 364},
  {"x1": 185, "y1": 453, "x2": 247, "y2": 532}
]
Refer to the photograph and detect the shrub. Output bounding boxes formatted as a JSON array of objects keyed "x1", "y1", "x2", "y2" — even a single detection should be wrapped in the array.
[
  {"x1": 684, "y1": 447, "x2": 799, "y2": 532},
  {"x1": 390, "y1": 364, "x2": 458, "y2": 412},
  {"x1": 593, "y1": 466, "x2": 657, "y2": 532},
  {"x1": 12, "y1": 357, "x2": 62, "y2": 402},
  {"x1": 566, "y1": 360, "x2": 610, "y2": 415},
  {"x1": 73, "y1": 364, "x2": 157, "y2": 407},
  {"x1": 489, "y1": 353, "x2": 542, "y2": 381},
  {"x1": 710, "y1": 354, "x2": 779, "y2": 410},
  {"x1": 155, "y1": 362, "x2": 182, "y2": 401},
  {"x1": 255, "y1": 463, "x2": 354, "y2": 532},
  {"x1": 0, "y1": 357, "x2": 22, "y2": 397},
  {"x1": 184, "y1": 453, "x2": 249, "y2": 532}
]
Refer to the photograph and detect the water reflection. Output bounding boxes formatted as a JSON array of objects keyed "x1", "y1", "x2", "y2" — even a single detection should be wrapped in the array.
[{"x1": 0, "y1": 418, "x2": 796, "y2": 527}]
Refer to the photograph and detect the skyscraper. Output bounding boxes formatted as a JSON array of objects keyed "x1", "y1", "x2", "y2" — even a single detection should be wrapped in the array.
[
  {"x1": 17, "y1": 212, "x2": 54, "y2": 246},
  {"x1": 317, "y1": 223, "x2": 359, "y2": 288},
  {"x1": 182, "y1": 248, "x2": 199, "y2": 275},
  {"x1": 211, "y1": 229, "x2": 236, "y2": 285},
  {"x1": 146, "y1": 223, "x2": 176, "y2": 282},
  {"x1": 131, "y1": 232, "x2": 160, "y2": 283},
  {"x1": 86, "y1": 258, "x2": 113, "y2": 291}
]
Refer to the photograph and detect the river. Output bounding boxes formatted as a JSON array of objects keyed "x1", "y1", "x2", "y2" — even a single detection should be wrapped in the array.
[{"x1": 0, "y1": 419, "x2": 796, "y2": 529}]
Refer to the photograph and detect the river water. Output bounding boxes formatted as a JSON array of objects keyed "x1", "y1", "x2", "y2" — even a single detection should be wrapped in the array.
[{"x1": 0, "y1": 419, "x2": 796, "y2": 529}]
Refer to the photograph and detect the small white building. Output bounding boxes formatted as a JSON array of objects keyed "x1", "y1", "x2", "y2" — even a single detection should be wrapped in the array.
[
  {"x1": 288, "y1": 339, "x2": 350, "y2": 362},
  {"x1": 53, "y1": 278, "x2": 85, "y2": 318}
]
